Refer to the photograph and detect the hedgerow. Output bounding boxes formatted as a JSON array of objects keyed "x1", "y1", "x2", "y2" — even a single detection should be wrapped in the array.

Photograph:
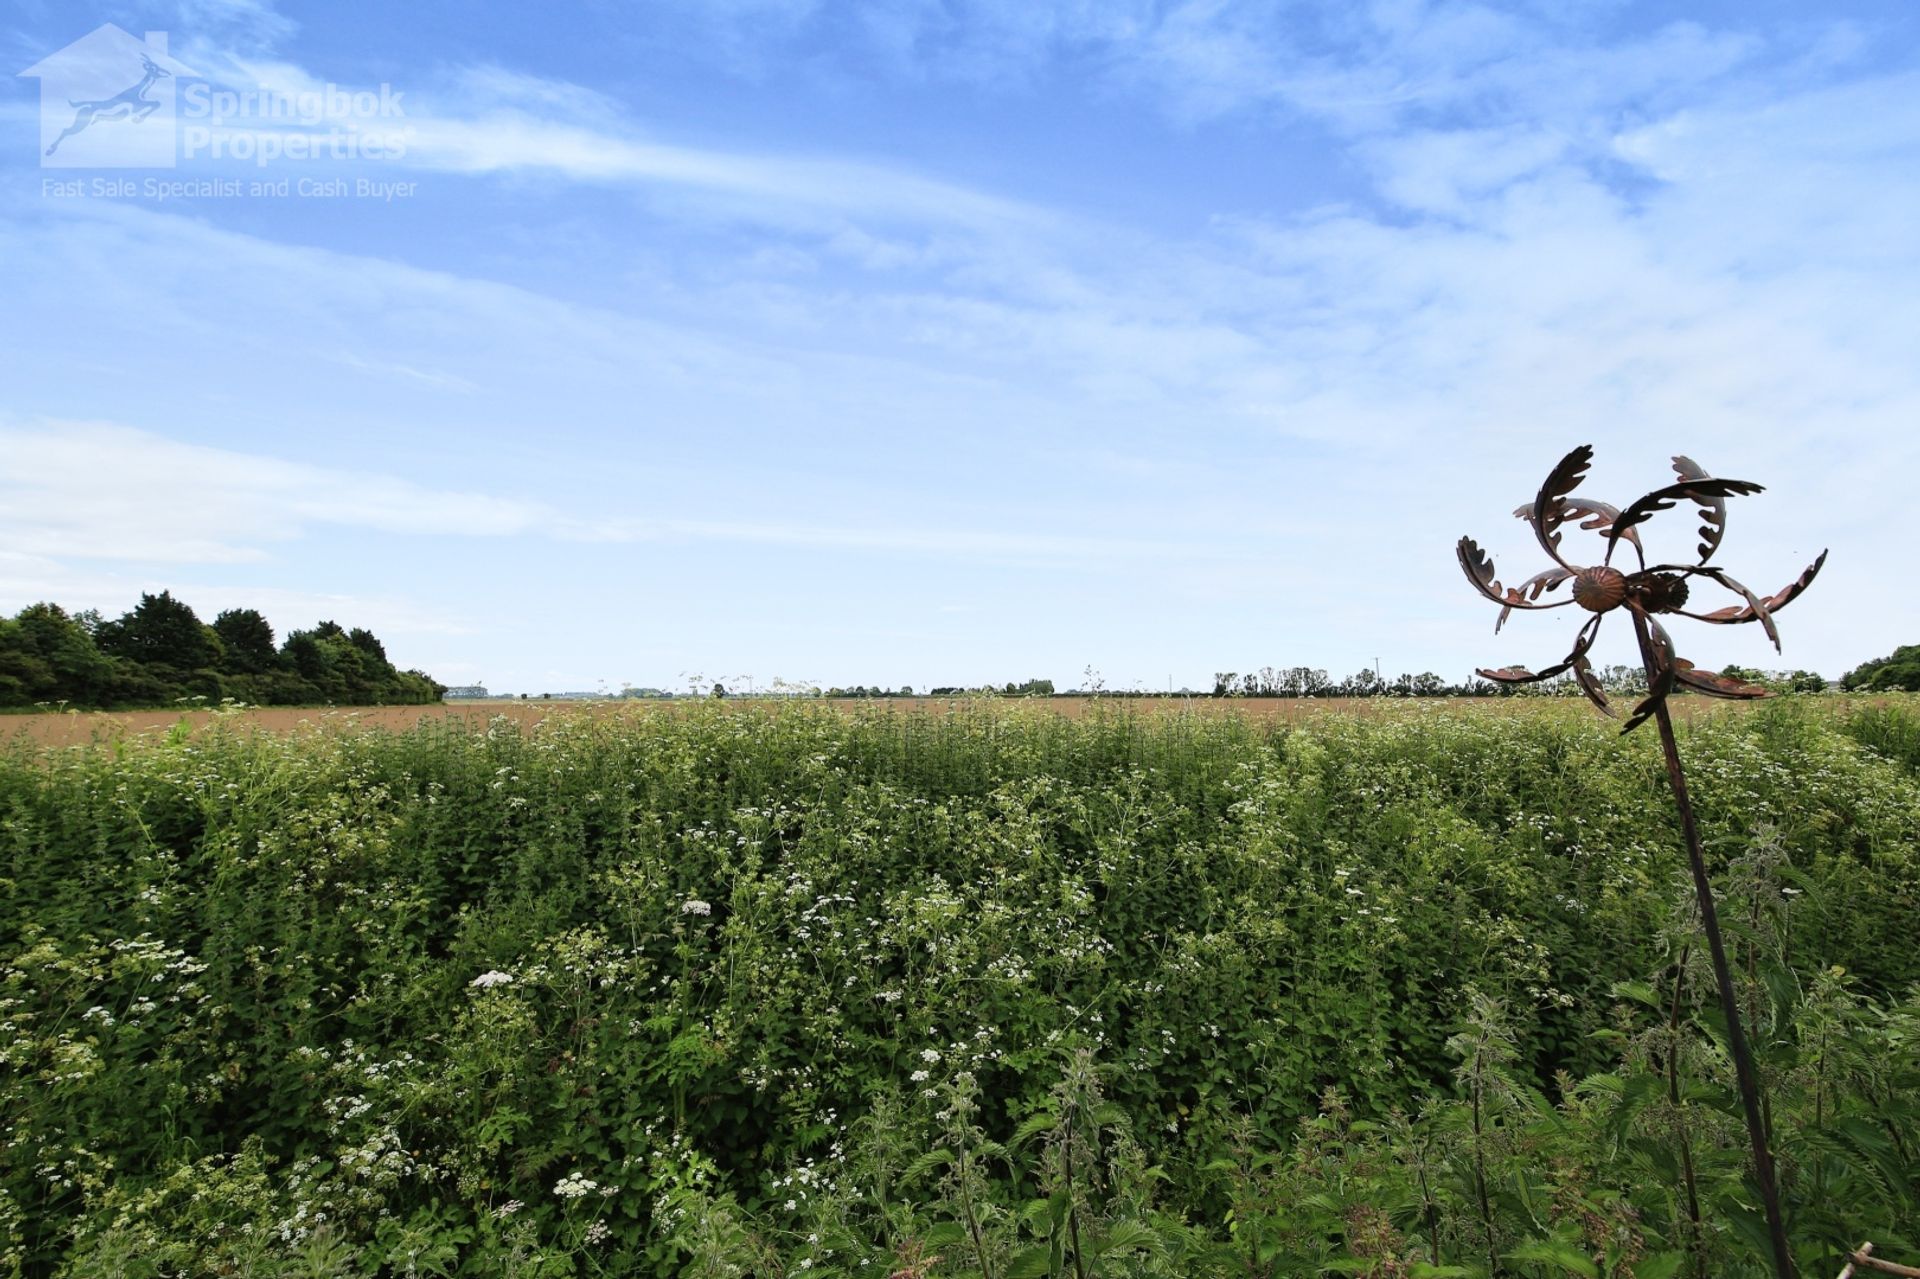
[{"x1": 2, "y1": 698, "x2": 1915, "y2": 1276}]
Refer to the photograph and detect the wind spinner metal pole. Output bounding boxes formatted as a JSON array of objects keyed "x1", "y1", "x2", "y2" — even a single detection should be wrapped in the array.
[{"x1": 1457, "y1": 445, "x2": 1827, "y2": 1279}]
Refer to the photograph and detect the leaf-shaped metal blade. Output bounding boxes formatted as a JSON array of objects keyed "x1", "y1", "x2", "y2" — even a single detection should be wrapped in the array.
[
  {"x1": 1670, "y1": 456, "x2": 1728, "y2": 563},
  {"x1": 1565, "y1": 499, "x2": 1643, "y2": 562},
  {"x1": 1530, "y1": 444, "x2": 1594, "y2": 570},
  {"x1": 1679, "y1": 551, "x2": 1826, "y2": 624},
  {"x1": 1478, "y1": 665, "x2": 1541, "y2": 683},
  {"x1": 1496, "y1": 567, "x2": 1576, "y2": 633},
  {"x1": 1622, "y1": 615, "x2": 1678, "y2": 734},
  {"x1": 1517, "y1": 497, "x2": 1643, "y2": 564},
  {"x1": 1693, "y1": 567, "x2": 1782, "y2": 651},
  {"x1": 1572, "y1": 655, "x2": 1613, "y2": 716},
  {"x1": 1672, "y1": 661, "x2": 1770, "y2": 700},
  {"x1": 1476, "y1": 614, "x2": 1603, "y2": 685},
  {"x1": 1458, "y1": 536, "x2": 1505, "y2": 606},
  {"x1": 1604, "y1": 477, "x2": 1764, "y2": 566}
]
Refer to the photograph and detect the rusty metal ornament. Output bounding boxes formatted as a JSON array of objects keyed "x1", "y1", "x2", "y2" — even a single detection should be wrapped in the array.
[
  {"x1": 1457, "y1": 444, "x2": 1826, "y2": 733},
  {"x1": 1458, "y1": 445, "x2": 1828, "y2": 1279}
]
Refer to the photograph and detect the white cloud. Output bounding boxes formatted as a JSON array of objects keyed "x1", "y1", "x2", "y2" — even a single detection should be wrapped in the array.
[
  {"x1": 0, "y1": 550, "x2": 470, "y2": 641},
  {"x1": 0, "y1": 422, "x2": 549, "y2": 562},
  {"x1": 155, "y1": 35, "x2": 1050, "y2": 233},
  {"x1": 0, "y1": 420, "x2": 1190, "y2": 569},
  {"x1": 391, "y1": 113, "x2": 1044, "y2": 229}
]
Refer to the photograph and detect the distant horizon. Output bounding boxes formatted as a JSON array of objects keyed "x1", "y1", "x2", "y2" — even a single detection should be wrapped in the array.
[{"x1": 4, "y1": 1, "x2": 1915, "y2": 691}]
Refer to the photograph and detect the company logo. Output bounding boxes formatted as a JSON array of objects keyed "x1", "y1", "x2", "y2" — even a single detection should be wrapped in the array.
[{"x1": 19, "y1": 25, "x2": 195, "y2": 168}]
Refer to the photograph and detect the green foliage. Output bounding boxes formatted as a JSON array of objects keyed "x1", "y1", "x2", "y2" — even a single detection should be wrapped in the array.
[
  {"x1": 0, "y1": 595, "x2": 442, "y2": 709},
  {"x1": 212, "y1": 607, "x2": 278, "y2": 675},
  {"x1": 1842, "y1": 645, "x2": 1920, "y2": 693},
  {"x1": 1, "y1": 698, "x2": 1917, "y2": 1276}
]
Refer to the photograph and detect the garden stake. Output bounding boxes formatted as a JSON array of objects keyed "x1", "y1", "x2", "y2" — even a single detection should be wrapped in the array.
[{"x1": 1458, "y1": 445, "x2": 1826, "y2": 1279}]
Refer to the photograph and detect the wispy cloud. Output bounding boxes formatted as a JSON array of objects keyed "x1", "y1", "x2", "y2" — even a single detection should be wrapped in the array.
[
  {"x1": 0, "y1": 549, "x2": 473, "y2": 640},
  {"x1": 0, "y1": 422, "x2": 549, "y2": 562},
  {"x1": 0, "y1": 421, "x2": 1190, "y2": 567},
  {"x1": 157, "y1": 35, "x2": 1049, "y2": 232}
]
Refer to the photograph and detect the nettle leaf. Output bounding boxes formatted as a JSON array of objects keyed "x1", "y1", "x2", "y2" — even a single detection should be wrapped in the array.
[
  {"x1": 921, "y1": 1222, "x2": 968, "y2": 1249},
  {"x1": 1631, "y1": 1252, "x2": 1688, "y2": 1279},
  {"x1": 1095, "y1": 1220, "x2": 1161, "y2": 1256},
  {"x1": 1610, "y1": 981, "x2": 1659, "y2": 1009},
  {"x1": 1006, "y1": 1245, "x2": 1055, "y2": 1279},
  {"x1": 901, "y1": 1148, "x2": 954, "y2": 1184},
  {"x1": 1507, "y1": 1238, "x2": 1601, "y2": 1277}
]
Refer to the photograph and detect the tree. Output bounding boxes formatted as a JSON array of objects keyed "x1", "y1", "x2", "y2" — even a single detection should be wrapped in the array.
[
  {"x1": 0, "y1": 593, "x2": 443, "y2": 708},
  {"x1": 1842, "y1": 646, "x2": 1920, "y2": 692},
  {"x1": 97, "y1": 591, "x2": 222, "y2": 671},
  {"x1": 281, "y1": 630, "x2": 331, "y2": 685},
  {"x1": 0, "y1": 617, "x2": 52, "y2": 706},
  {"x1": 348, "y1": 627, "x2": 388, "y2": 665},
  {"x1": 213, "y1": 609, "x2": 277, "y2": 674},
  {"x1": 9, "y1": 603, "x2": 113, "y2": 702}
]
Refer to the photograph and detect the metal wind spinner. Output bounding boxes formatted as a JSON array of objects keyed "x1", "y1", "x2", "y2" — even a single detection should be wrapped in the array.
[
  {"x1": 1457, "y1": 443, "x2": 1829, "y2": 1279},
  {"x1": 1457, "y1": 445, "x2": 1826, "y2": 732}
]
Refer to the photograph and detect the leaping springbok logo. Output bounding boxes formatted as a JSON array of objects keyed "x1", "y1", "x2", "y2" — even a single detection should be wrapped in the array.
[{"x1": 45, "y1": 53, "x2": 171, "y2": 156}]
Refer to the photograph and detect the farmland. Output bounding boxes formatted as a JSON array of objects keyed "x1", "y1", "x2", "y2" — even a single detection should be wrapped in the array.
[
  {"x1": 2, "y1": 694, "x2": 1757, "y2": 748},
  {"x1": 2, "y1": 697, "x2": 1917, "y2": 1277}
]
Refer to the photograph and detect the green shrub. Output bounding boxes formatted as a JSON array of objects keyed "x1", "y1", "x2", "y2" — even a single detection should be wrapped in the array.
[{"x1": 2, "y1": 699, "x2": 1916, "y2": 1276}]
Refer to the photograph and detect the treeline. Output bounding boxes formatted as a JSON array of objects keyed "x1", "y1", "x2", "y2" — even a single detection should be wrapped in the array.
[
  {"x1": 1210, "y1": 662, "x2": 1833, "y2": 698},
  {"x1": 1213, "y1": 667, "x2": 1463, "y2": 697},
  {"x1": 0, "y1": 592, "x2": 444, "y2": 710},
  {"x1": 1842, "y1": 645, "x2": 1920, "y2": 692},
  {"x1": 925, "y1": 678, "x2": 1056, "y2": 697}
]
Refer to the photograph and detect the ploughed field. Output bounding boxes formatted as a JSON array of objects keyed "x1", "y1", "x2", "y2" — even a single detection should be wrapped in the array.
[{"x1": 2, "y1": 698, "x2": 1917, "y2": 1276}]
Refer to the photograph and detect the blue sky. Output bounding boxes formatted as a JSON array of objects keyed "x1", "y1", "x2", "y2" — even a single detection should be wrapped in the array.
[{"x1": 1, "y1": 0, "x2": 1915, "y2": 693}]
